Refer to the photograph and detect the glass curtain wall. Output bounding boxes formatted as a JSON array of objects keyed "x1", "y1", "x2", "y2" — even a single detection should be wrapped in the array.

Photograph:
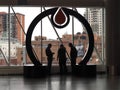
[{"x1": 0, "y1": 6, "x2": 105, "y2": 66}]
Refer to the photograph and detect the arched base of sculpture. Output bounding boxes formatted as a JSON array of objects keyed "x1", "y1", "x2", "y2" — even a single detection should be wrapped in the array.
[
  {"x1": 73, "y1": 65, "x2": 96, "y2": 77},
  {"x1": 23, "y1": 65, "x2": 96, "y2": 78}
]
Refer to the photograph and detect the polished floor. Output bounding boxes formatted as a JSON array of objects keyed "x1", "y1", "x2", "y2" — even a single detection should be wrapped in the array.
[{"x1": 0, "y1": 74, "x2": 120, "y2": 90}]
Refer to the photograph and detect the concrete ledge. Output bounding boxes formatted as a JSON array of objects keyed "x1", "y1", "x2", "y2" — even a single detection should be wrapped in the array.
[
  {"x1": 96, "y1": 65, "x2": 106, "y2": 74},
  {"x1": 24, "y1": 66, "x2": 48, "y2": 78},
  {"x1": 0, "y1": 66, "x2": 23, "y2": 75},
  {"x1": 0, "y1": 65, "x2": 106, "y2": 76}
]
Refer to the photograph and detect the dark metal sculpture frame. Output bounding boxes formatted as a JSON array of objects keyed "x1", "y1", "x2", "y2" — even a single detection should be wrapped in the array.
[{"x1": 26, "y1": 7, "x2": 94, "y2": 66}]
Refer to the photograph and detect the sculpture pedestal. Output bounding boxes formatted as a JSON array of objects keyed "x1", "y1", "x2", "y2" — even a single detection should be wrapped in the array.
[
  {"x1": 73, "y1": 65, "x2": 96, "y2": 77},
  {"x1": 23, "y1": 65, "x2": 96, "y2": 78}
]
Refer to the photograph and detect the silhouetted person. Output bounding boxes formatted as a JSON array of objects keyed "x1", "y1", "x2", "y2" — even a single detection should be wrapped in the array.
[
  {"x1": 46, "y1": 44, "x2": 54, "y2": 74},
  {"x1": 57, "y1": 44, "x2": 67, "y2": 74},
  {"x1": 68, "y1": 43, "x2": 77, "y2": 71}
]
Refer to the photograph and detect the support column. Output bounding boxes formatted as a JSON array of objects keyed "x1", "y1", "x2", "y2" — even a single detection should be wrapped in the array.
[{"x1": 106, "y1": 0, "x2": 120, "y2": 75}]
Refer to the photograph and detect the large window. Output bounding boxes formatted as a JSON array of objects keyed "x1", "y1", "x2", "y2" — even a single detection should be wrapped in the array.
[{"x1": 0, "y1": 6, "x2": 105, "y2": 66}]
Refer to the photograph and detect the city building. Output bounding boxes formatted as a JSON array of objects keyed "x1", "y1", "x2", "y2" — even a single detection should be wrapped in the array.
[
  {"x1": 85, "y1": 8, "x2": 104, "y2": 36},
  {"x1": 0, "y1": 12, "x2": 7, "y2": 37},
  {"x1": 0, "y1": 12, "x2": 25, "y2": 44},
  {"x1": 0, "y1": 12, "x2": 25, "y2": 65},
  {"x1": 0, "y1": 37, "x2": 22, "y2": 65},
  {"x1": 18, "y1": 32, "x2": 101, "y2": 65}
]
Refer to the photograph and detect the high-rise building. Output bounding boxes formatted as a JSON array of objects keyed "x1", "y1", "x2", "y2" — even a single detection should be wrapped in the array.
[
  {"x1": 15, "y1": 13, "x2": 25, "y2": 44},
  {"x1": 0, "y1": 12, "x2": 25, "y2": 44},
  {"x1": 0, "y1": 12, "x2": 7, "y2": 37},
  {"x1": 84, "y1": 8, "x2": 104, "y2": 36}
]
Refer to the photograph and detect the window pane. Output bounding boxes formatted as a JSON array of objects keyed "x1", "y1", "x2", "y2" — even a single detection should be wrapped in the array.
[
  {"x1": 0, "y1": 6, "x2": 105, "y2": 66},
  {"x1": 0, "y1": 7, "x2": 9, "y2": 65},
  {"x1": 84, "y1": 8, "x2": 105, "y2": 65}
]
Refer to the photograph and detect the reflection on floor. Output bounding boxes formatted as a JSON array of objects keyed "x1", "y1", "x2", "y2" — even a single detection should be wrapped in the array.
[
  {"x1": 24, "y1": 65, "x2": 96, "y2": 78},
  {"x1": 0, "y1": 74, "x2": 120, "y2": 90}
]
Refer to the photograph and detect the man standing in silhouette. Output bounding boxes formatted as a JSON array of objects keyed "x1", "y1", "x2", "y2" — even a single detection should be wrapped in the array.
[
  {"x1": 46, "y1": 43, "x2": 54, "y2": 74},
  {"x1": 57, "y1": 44, "x2": 67, "y2": 74},
  {"x1": 68, "y1": 43, "x2": 77, "y2": 72}
]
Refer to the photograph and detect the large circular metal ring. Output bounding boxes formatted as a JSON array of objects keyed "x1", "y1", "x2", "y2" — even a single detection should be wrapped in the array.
[{"x1": 26, "y1": 7, "x2": 94, "y2": 66}]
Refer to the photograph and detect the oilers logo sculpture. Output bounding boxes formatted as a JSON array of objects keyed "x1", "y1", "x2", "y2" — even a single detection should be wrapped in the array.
[{"x1": 25, "y1": 7, "x2": 94, "y2": 77}]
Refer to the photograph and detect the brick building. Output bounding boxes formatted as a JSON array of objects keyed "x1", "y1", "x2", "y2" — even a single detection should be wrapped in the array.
[
  {"x1": 17, "y1": 32, "x2": 101, "y2": 65},
  {"x1": 0, "y1": 12, "x2": 25, "y2": 44},
  {"x1": 0, "y1": 12, "x2": 25, "y2": 65}
]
